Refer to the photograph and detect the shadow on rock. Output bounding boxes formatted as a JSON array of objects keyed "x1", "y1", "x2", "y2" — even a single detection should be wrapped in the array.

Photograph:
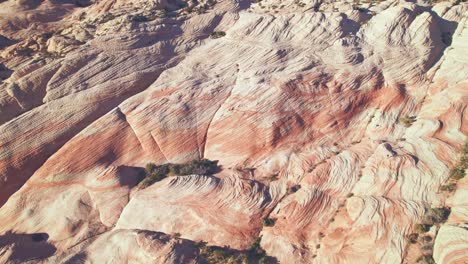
[
  {"x1": 116, "y1": 165, "x2": 146, "y2": 187},
  {"x1": 0, "y1": 231, "x2": 56, "y2": 262},
  {"x1": 0, "y1": 63, "x2": 12, "y2": 81}
]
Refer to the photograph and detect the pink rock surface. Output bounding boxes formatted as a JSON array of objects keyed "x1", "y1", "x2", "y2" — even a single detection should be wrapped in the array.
[{"x1": 0, "y1": 0, "x2": 467, "y2": 263}]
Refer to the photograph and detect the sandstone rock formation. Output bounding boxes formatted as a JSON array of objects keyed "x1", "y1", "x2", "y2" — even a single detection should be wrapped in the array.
[{"x1": 0, "y1": 0, "x2": 467, "y2": 263}]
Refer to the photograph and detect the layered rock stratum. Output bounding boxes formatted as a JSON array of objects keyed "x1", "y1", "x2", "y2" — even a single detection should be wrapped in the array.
[{"x1": 0, "y1": 0, "x2": 467, "y2": 263}]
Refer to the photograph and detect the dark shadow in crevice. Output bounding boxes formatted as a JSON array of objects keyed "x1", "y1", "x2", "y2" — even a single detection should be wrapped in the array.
[
  {"x1": 238, "y1": 0, "x2": 253, "y2": 11},
  {"x1": 0, "y1": 63, "x2": 13, "y2": 81},
  {"x1": 63, "y1": 252, "x2": 88, "y2": 264},
  {"x1": 0, "y1": 35, "x2": 18, "y2": 50}
]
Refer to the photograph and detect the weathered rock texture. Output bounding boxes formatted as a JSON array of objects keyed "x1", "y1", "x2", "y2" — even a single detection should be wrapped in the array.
[{"x1": 0, "y1": 0, "x2": 467, "y2": 263}]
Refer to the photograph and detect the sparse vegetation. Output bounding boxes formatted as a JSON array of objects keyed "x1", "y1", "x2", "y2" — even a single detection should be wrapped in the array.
[
  {"x1": 268, "y1": 174, "x2": 278, "y2": 181},
  {"x1": 451, "y1": 140, "x2": 468, "y2": 181},
  {"x1": 196, "y1": 242, "x2": 248, "y2": 264},
  {"x1": 440, "y1": 183, "x2": 456, "y2": 192},
  {"x1": 288, "y1": 185, "x2": 301, "y2": 193},
  {"x1": 129, "y1": 14, "x2": 149, "y2": 23},
  {"x1": 139, "y1": 159, "x2": 219, "y2": 189},
  {"x1": 407, "y1": 233, "x2": 419, "y2": 244},
  {"x1": 400, "y1": 115, "x2": 416, "y2": 127},
  {"x1": 412, "y1": 206, "x2": 452, "y2": 263},
  {"x1": 417, "y1": 255, "x2": 436, "y2": 264},
  {"x1": 247, "y1": 237, "x2": 273, "y2": 263},
  {"x1": 195, "y1": 236, "x2": 276, "y2": 264},
  {"x1": 420, "y1": 235, "x2": 432, "y2": 243},
  {"x1": 210, "y1": 31, "x2": 226, "y2": 39},
  {"x1": 439, "y1": 139, "x2": 467, "y2": 193},
  {"x1": 450, "y1": 166, "x2": 465, "y2": 180},
  {"x1": 16, "y1": 47, "x2": 34, "y2": 56},
  {"x1": 262, "y1": 217, "x2": 276, "y2": 227},
  {"x1": 415, "y1": 224, "x2": 430, "y2": 233},
  {"x1": 422, "y1": 207, "x2": 451, "y2": 225}
]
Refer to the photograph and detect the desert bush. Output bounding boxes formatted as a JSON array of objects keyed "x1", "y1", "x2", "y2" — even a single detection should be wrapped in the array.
[
  {"x1": 420, "y1": 235, "x2": 432, "y2": 243},
  {"x1": 16, "y1": 47, "x2": 34, "y2": 56},
  {"x1": 415, "y1": 224, "x2": 430, "y2": 233},
  {"x1": 400, "y1": 115, "x2": 416, "y2": 127},
  {"x1": 288, "y1": 185, "x2": 301, "y2": 193},
  {"x1": 440, "y1": 183, "x2": 456, "y2": 192},
  {"x1": 195, "y1": 237, "x2": 275, "y2": 264},
  {"x1": 139, "y1": 172, "x2": 166, "y2": 189},
  {"x1": 262, "y1": 217, "x2": 275, "y2": 227},
  {"x1": 129, "y1": 14, "x2": 149, "y2": 23},
  {"x1": 420, "y1": 244, "x2": 433, "y2": 251},
  {"x1": 449, "y1": 140, "x2": 467, "y2": 180},
  {"x1": 268, "y1": 174, "x2": 278, "y2": 181},
  {"x1": 176, "y1": 159, "x2": 219, "y2": 175},
  {"x1": 140, "y1": 159, "x2": 218, "y2": 189},
  {"x1": 450, "y1": 166, "x2": 465, "y2": 180},
  {"x1": 407, "y1": 233, "x2": 418, "y2": 244},
  {"x1": 417, "y1": 255, "x2": 435, "y2": 264},
  {"x1": 210, "y1": 31, "x2": 226, "y2": 39},
  {"x1": 145, "y1": 163, "x2": 157, "y2": 174},
  {"x1": 423, "y1": 207, "x2": 451, "y2": 225}
]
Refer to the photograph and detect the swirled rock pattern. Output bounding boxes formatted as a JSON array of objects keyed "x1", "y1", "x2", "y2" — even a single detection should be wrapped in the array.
[{"x1": 0, "y1": 0, "x2": 467, "y2": 263}]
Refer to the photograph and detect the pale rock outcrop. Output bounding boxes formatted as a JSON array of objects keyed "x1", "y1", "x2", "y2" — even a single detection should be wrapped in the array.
[{"x1": 0, "y1": 0, "x2": 467, "y2": 263}]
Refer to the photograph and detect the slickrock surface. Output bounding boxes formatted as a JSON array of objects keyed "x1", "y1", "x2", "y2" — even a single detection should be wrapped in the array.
[{"x1": 0, "y1": 0, "x2": 467, "y2": 263}]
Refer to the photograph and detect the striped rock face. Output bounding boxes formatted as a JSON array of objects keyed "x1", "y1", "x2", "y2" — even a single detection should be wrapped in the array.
[{"x1": 0, "y1": 0, "x2": 467, "y2": 263}]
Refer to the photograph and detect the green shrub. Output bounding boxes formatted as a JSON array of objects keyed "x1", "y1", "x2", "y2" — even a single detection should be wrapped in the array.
[
  {"x1": 420, "y1": 235, "x2": 432, "y2": 243},
  {"x1": 440, "y1": 183, "x2": 456, "y2": 192},
  {"x1": 145, "y1": 163, "x2": 157, "y2": 174},
  {"x1": 129, "y1": 14, "x2": 149, "y2": 23},
  {"x1": 139, "y1": 172, "x2": 166, "y2": 189},
  {"x1": 248, "y1": 237, "x2": 266, "y2": 258},
  {"x1": 450, "y1": 166, "x2": 465, "y2": 180},
  {"x1": 450, "y1": 139, "x2": 467, "y2": 180},
  {"x1": 288, "y1": 185, "x2": 301, "y2": 193},
  {"x1": 139, "y1": 159, "x2": 219, "y2": 189},
  {"x1": 195, "y1": 238, "x2": 274, "y2": 264},
  {"x1": 400, "y1": 115, "x2": 416, "y2": 127},
  {"x1": 420, "y1": 244, "x2": 433, "y2": 251},
  {"x1": 262, "y1": 217, "x2": 275, "y2": 227},
  {"x1": 210, "y1": 31, "x2": 226, "y2": 39},
  {"x1": 417, "y1": 255, "x2": 435, "y2": 264},
  {"x1": 407, "y1": 233, "x2": 418, "y2": 244},
  {"x1": 415, "y1": 224, "x2": 430, "y2": 233},
  {"x1": 424, "y1": 207, "x2": 450, "y2": 224},
  {"x1": 268, "y1": 174, "x2": 278, "y2": 181},
  {"x1": 17, "y1": 47, "x2": 34, "y2": 56}
]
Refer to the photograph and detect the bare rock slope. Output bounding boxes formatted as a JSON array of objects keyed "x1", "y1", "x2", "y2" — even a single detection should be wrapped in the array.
[{"x1": 0, "y1": 0, "x2": 467, "y2": 263}]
